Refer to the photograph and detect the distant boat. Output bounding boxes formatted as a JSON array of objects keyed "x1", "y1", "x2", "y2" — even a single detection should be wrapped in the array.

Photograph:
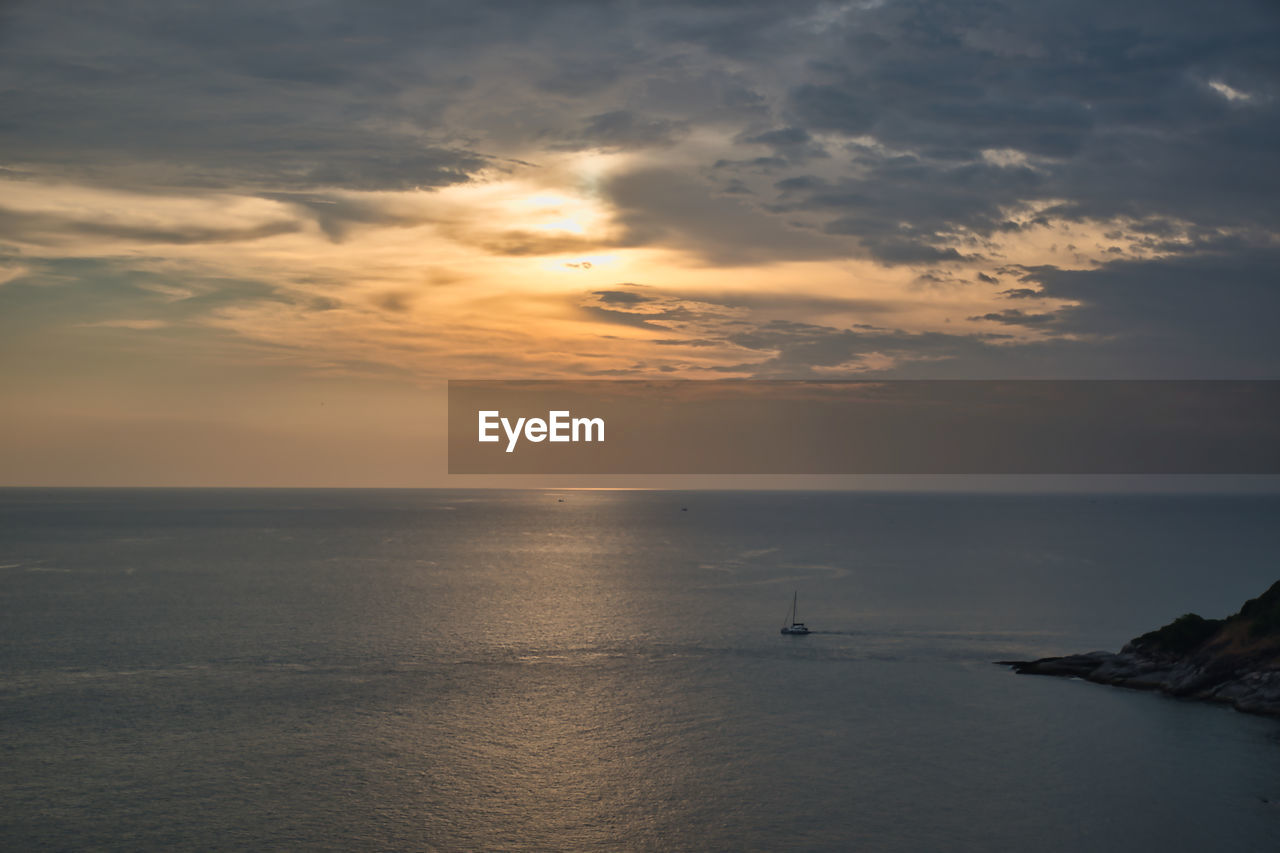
[{"x1": 780, "y1": 590, "x2": 810, "y2": 635}]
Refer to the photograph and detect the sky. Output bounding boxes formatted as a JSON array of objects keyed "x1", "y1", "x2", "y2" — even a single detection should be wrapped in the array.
[{"x1": 1, "y1": 0, "x2": 1277, "y2": 486}]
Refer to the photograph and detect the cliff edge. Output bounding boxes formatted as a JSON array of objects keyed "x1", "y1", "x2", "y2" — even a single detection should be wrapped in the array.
[{"x1": 1003, "y1": 580, "x2": 1280, "y2": 716}]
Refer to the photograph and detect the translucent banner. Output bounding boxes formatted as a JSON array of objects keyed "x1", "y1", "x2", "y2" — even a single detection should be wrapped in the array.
[{"x1": 448, "y1": 380, "x2": 1280, "y2": 474}]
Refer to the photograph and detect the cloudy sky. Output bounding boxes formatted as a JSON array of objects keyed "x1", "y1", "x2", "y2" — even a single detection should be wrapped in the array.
[{"x1": 1, "y1": 0, "x2": 1277, "y2": 485}]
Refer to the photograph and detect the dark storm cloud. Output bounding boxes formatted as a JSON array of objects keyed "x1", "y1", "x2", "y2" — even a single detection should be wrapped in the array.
[
  {"x1": 769, "y1": 0, "x2": 1279, "y2": 242},
  {"x1": 534, "y1": 57, "x2": 627, "y2": 97},
  {"x1": 0, "y1": 0, "x2": 520, "y2": 191},
  {"x1": 968, "y1": 309, "x2": 1059, "y2": 327},
  {"x1": 592, "y1": 290, "x2": 656, "y2": 306},
  {"x1": 734, "y1": 126, "x2": 829, "y2": 165},
  {"x1": 774, "y1": 158, "x2": 1043, "y2": 264},
  {"x1": 602, "y1": 167, "x2": 844, "y2": 265},
  {"x1": 1012, "y1": 246, "x2": 1280, "y2": 376},
  {"x1": 552, "y1": 110, "x2": 689, "y2": 151}
]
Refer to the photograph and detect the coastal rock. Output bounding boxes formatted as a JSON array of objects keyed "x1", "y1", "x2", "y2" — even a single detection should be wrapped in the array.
[
  {"x1": 1006, "y1": 651, "x2": 1118, "y2": 678},
  {"x1": 1002, "y1": 580, "x2": 1280, "y2": 717}
]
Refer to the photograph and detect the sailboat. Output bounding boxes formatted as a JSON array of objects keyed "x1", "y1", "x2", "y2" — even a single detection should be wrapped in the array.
[{"x1": 780, "y1": 590, "x2": 810, "y2": 635}]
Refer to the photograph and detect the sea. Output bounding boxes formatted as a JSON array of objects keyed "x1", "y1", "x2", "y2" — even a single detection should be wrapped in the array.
[{"x1": 2, "y1": 488, "x2": 1279, "y2": 851}]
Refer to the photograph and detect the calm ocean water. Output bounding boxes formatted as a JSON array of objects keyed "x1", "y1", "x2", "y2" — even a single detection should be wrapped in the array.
[{"x1": 2, "y1": 488, "x2": 1279, "y2": 851}]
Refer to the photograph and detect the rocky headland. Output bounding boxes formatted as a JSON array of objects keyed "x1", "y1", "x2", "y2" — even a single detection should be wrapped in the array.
[{"x1": 1002, "y1": 580, "x2": 1280, "y2": 717}]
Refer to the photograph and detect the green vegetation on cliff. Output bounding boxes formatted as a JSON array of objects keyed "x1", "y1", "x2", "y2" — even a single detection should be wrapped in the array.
[
  {"x1": 1237, "y1": 580, "x2": 1280, "y2": 639},
  {"x1": 1130, "y1": 613, "x2": 1224, "y2": 655},
  {"x1": 1129, "y1": 580, "x2": 1280, "y2": 655}
]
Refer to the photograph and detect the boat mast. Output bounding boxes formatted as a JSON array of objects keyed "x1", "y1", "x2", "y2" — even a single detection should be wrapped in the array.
[{"x1": 792, "y1": 590, "x2": 798, "y2": 625}]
